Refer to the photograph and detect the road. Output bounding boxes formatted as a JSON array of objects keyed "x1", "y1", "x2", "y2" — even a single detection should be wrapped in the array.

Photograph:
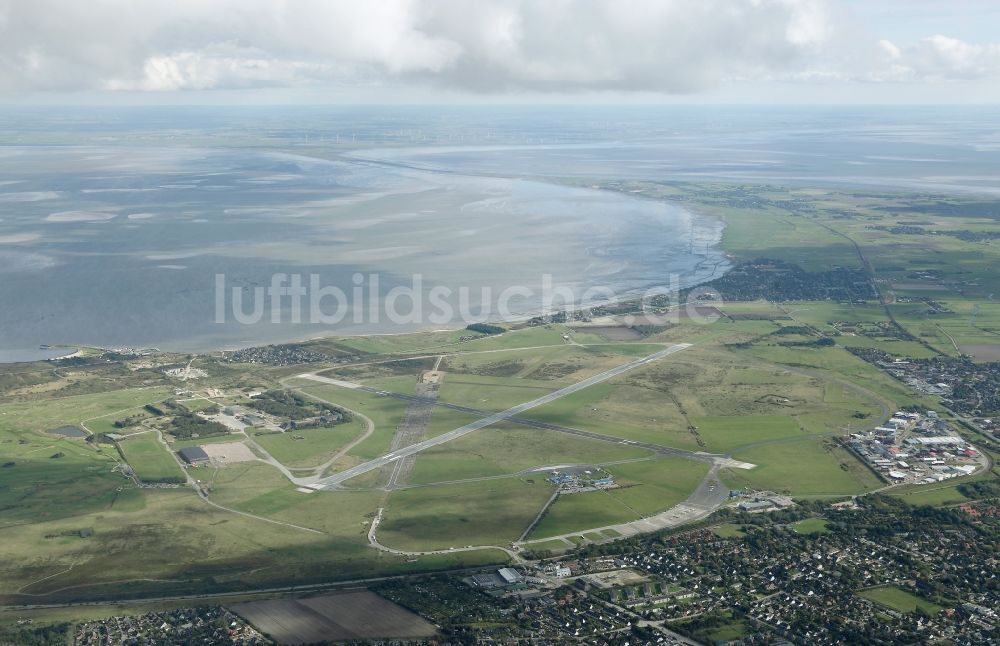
[{"x1": 298, "y1": 343, "x2": 692, "y2": 489}]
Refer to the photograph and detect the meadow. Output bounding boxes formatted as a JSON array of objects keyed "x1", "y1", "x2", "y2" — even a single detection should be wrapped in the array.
[
  {"x1": 858, "y1": 585, "x2": 943, "y2": 616},
  {"x1": 116, "y1": 432, "x2": 185, "y2": 482}
]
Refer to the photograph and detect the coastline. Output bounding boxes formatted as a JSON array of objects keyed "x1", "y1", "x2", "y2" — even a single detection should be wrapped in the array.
[{"x1": 2, "y1": 169, "x2": 732, "y2": 364}]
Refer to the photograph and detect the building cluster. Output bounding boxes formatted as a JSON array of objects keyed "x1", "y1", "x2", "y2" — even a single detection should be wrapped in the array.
[
  {"x1": 876, "y1": 359, "x2": 953, "y2": 396},
  {"x1": 848, "y1": 347, "x2": 1000, "y2": 416},
  {"x1": 376, "y1": 574, "x2": 689, "y2": 645},
  {"x1": 43, "y1": 490, "x2": 999, "y2": 646},
  {"x1": 974, "y1": 416, "x2": 1000, "y2": 439},
  {"x1": 547, "y1": 467, "x2": 616, "y2": 493},
  {"x1": 219, "y1": 405, "x2": 272, "y2": 429},
  {"x1": 844, "y1": 410, "x2": 982, "y2": 485},
  {"x1": 164, "y1": 366, "x2": 208, "y2": 380},
  {"x1": 223, "y1": 344, "x2": 331, "y2": 365},
  {"x1": 535, "y1": 500, "x2": 998, "y2": 644},
  {"x1": 73, "y1": 606, "x2": 268, "y2": 645},
  {"x1": 733, "y1": 491, "x2": 795, "y2": 513}
]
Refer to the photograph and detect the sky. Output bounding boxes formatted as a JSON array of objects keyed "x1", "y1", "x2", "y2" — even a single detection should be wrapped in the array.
[{"x1": 0, "y1": 0, "x2": 998, "y2": 104}]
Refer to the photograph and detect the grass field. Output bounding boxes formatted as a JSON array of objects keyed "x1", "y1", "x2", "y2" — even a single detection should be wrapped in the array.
[
  {"x1": 530, "y1": 490, "x2": 639, "y2": 538},
  {"x1": 723, "y1": 437, "x2": 883, "y2": 497},
  {"x1": 252, "y1": 421, "x2": 365, "y2": 469},
  {"x1": 889, "y1": 483, "x2": 971, "y2": 507},
  {"x1": 858, "y1": 585, "x2": 943, "y2": 616},
  {"x1": 790, "y1": 517, "x2": 830, "y2": 535},
  {"x1": 378, "y1": 479, "x2": 554, "y2": 551},
  {"x1": 409, "y1": 424, "x2": 652, "y2": 484},
  {"x1": 691, "y1": 415, "x2": 805, "y2": 453},
  {"x1": 0, "y1": 388, "x2": 173, "y2": 526},
  {"x1": 712, "y1": 523, "x2": 748, "y2": 538},
  {"x1": 529, "y1": 456, "x2": 708, "y2": 538},
  {"x1": 437, "y1": 373, "x2": 562, "y2": 412},
  {"x1": 600, "y1": 458, "x2": 710, "y2": 516},
  {"x1": 117, "y1": 433, "x2": 185, "y2": 483},
  {"x1": 527, "y1": 381, "x2": 700, "y2": 449}
]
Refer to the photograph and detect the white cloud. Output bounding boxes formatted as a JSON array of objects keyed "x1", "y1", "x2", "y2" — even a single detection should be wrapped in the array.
[
  {"x1": 906, "y1": 35, "x2": 1000, "y2": 79},
  {"x1": 0, "y1": 0, "x2": 998, "y2": 96}
]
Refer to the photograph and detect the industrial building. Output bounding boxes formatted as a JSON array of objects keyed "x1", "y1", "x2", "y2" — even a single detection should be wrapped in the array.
[
  {"x1": 177, "y1": 446, "x2": 209, "y2": 465},
  {"x1": 498, "y1": 568, "x2": 523, "y2": 584}
]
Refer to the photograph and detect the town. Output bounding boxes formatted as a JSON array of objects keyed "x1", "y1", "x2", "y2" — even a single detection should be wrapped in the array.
[{"x1": 370, "y1": 495, "x2": 999, "y2": 645}]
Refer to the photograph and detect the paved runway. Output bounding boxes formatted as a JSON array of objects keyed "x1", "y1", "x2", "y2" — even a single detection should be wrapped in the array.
[{"x1": 298, "y1": 343, "x2": 692, "y2": 489}]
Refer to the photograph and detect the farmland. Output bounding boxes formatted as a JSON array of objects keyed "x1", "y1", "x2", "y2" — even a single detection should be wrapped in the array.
[{"x1": 231, "y1": 591, "x2": 437, "y2": 643}]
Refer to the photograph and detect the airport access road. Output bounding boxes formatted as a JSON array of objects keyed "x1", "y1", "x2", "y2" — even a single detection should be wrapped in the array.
[{"x1": 298, "y1": 343, "x2": 692, "y2": 489}]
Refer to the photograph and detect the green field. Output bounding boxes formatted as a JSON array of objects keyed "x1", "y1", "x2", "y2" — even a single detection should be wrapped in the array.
[
  {"x1": 409, "y1": 424, "x2": 652, "y2": 484},
  {"x1": 437, "y1": 373, "x2": 562, "y2": 412},
  {"x1": 0, "y1": 388, "x2": 173, "y2": 527},
  {"x1": 378, "y1": 479, "x2": 554, "y2": 551},
  {"x1": 890, "y1": 483, "x2": 971, "y2": 507},
  {"x1": 691, "y1": 415, "x2": 805, "y2": 453},
  {"x1": 528, "y1": 381, "x2": 700, "y2": 449},
  {"x1": 601, "y1": 458, "x2": 710, "y2": 516},
  {"x1": 529, "y1": 456, "x2": 708, "y2": 539},
  {"x1": 858, "y1": 585, "x2": 943, "y2": 615},
  {"x1": 723, "y1": 437, "x2": 883, "y2": 496},
  {"x1": 117, "y1": 433, "x2": 185, "y2": 483},
  {"x1": 530, "y1": 490, "x2": 639, "y2": 539},
  {"x1": 251, "y1": 421, "x2": 364, "y2": 469},
  {"x1": 712, "y1": 523, "x2": 748, "y2": 538},
  {"x1": 790, "y1": 517, "x2": 830, "y2": 535}
]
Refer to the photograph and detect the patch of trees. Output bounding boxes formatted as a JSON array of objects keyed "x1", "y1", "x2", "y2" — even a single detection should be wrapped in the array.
[
  {"x1": 875, "y1": 224, "x2": 1000, "y2": 242},
  {"x1": 868, "y1": 224, "x2": 928, "y2": 235},
  {"x1": 466, "y1": 323, "x2": 505, "y2": 335},
  {"x1": 168, "y1": 412, "x2": 228, "y2": 439},
  {"x1": 114, "y1": 413, "x2": 146, "y2": 428},
  {"x1": 467, "y1": 359, "x2": 524, "y2": 377},
  {"x1": 778, "y1": 337, "x2": 836, "y2": 348},
  {"x1": 689, "y1": 258, "x2": 876, "y2": 302},
  {"x1": 942, "y1": 229, "x2": 1000, "y2": 242},
  {"x1": 771, "y1": 325, "x2": 815, "y2": 336},
  {"x1": 528, "y1": 311, "x2": 569, "y2": 325},
  {"x1": 144, "y1": 403, "x2": 165, "y2": 416},
  {"x1": 247, "y1": 390, "x2": 349, "y2": 424},
  {"x1": 51, "y1": 356, "x2": 96, "y2": 367},
  {"x1": 629, "y1": 324, "x2": 671, "y2": 337},
  {"x1": 44, "y1": 527, "x2": 93, "y2": 539},
  {"x1": 0, "y1": 622, "x2": 70, "y2": 646},
  {"x1": 879, "y1": 199, "x2": 1000, "y2": 220},
  {"x1": 958, "y1": 480, "x2": 1000, "y2": 500}
]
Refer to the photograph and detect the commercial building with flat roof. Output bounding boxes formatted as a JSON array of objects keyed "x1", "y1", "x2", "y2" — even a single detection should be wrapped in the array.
[{"x1": 498, "y1": 568, "x2": 522, "y2": 584}]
